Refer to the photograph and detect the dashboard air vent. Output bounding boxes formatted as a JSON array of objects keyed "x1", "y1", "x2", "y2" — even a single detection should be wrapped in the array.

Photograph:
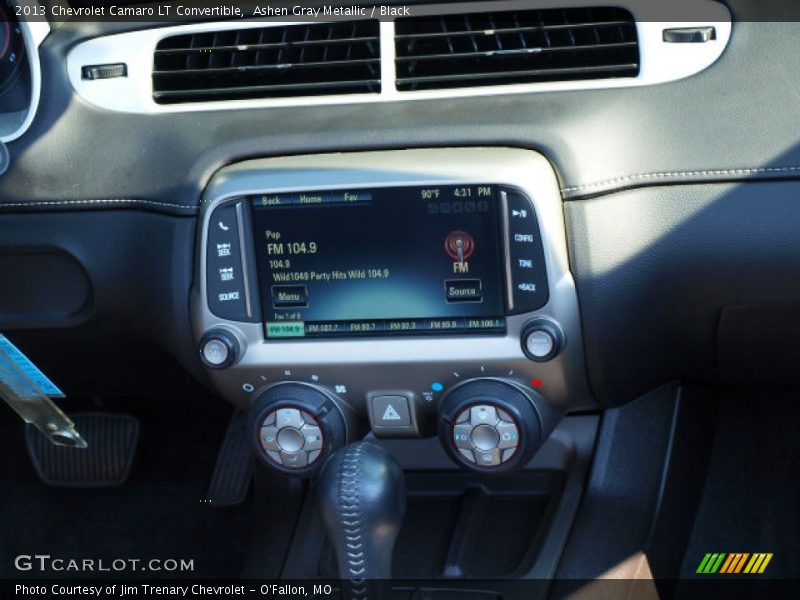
[
  {"x1": 153, "y1": 21, "x2": 381, "y2": 104},
  {"x1": 395, "y1": 6, "x2": 639, "y2": 91}
]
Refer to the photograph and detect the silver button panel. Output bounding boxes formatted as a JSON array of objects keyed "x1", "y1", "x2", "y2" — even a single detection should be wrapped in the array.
[
  {"x1": 470, "y1": 406, "x2": 499, "y2": 427},
  {"x1": 276, "y1": 407, "x2": 305, "y2": 430},
  {"x1": 452, "y1": 404, "x2": 519, "y2": 467},
  {"x1": 260, "y1": 426, "x2": 280, "y2": 451}
]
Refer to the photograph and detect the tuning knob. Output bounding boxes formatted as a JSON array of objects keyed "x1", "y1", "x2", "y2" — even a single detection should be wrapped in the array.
[
  {"x1": 438, "y1": 378, "x2": 555, "y2": 473},
  {"x1": 521, "y1": 318, "x2": 564, "y2": 362},
  {"x1": 249, "y1": 382, "x2": 347, "y2": 477}
]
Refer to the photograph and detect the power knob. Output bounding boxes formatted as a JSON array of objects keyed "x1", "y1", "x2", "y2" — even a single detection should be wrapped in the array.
[
  {"x1": 199, "y1": 329, "x2": 240, "y2": 369},
  {"x1": 438, "y1": 378, "x2": 555, "y2": 473}
]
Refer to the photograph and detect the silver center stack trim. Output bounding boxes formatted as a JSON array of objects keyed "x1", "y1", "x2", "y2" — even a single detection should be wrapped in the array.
[
  {"x1": 234, "y1": 202, "x2": 253, "y2": 319},
  {"x1": 192, "y1": 148, "x2": 593, "y2": 414}
]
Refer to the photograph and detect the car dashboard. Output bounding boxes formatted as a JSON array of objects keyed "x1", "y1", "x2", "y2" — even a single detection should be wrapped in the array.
[{"x1": 1, "y1": 0, "x2": 799, "y2": 596}]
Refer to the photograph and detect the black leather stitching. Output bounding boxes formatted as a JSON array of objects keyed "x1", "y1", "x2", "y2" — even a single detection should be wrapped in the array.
[
  {"x1": 561, "y1": 166, "x2": 800, "y2": 194},
  {"x1": 339, "y1": 444, "x2": 368, "y2": 599}
]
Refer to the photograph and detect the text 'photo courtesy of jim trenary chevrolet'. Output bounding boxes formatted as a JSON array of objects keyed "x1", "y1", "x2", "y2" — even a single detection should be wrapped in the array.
[{"x1": 1, "y1": 1, "x2": 798, "y2": 599}]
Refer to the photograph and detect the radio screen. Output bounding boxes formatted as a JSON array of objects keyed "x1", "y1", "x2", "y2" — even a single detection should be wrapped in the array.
[{"x1": 249, "y1": 185, "x2": 507, "y2": 338}]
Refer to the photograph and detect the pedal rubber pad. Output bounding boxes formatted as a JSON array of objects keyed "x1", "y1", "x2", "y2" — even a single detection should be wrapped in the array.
[
  {"x1": 206, "y1": 410, "x2": 253, "y2": 506},
  {"x1": 26, "y1": 412, "x2": 139, "y2": 488}
]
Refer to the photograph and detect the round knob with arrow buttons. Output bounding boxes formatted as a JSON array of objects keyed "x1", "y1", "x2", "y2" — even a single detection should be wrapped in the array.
[
  {"x1": 438, "y1": 378, "x2": 554, "y2": 473},
  {"x1": 249, "y1": 382, "x2": 347, "y2": 477}
]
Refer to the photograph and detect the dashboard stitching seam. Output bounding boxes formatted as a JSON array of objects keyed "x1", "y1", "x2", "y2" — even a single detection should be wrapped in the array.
[
  {"x1": 561, "y1": 166, "x2": 800, "y2": 193},
  {"x1": 0, "y1": 199, "x2": 196, "y2": 210}
]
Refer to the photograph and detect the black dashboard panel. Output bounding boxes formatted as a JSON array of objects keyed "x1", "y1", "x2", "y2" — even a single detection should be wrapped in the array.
[
  {"x1": 2, "y1": 1, "x2": 800, "y2": 212},
  {"x1": 2, "y1": 1, "x2": 800, "y2": 408},
  {"x1": 0, "y1": 209, "x2": 204, "y2": 395},
  {"x1": 566, "y1": 181, "x2": 800, "y2": 404}
]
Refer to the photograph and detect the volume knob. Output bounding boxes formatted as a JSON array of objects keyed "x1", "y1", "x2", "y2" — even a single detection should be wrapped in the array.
[{"x1": 199, "y1": 329, "x2": 239, "y2": 369}]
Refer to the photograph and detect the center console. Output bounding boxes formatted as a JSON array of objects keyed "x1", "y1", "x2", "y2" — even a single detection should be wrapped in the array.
[{"x1": 191, "y1": 148, "x2": 592, "y2": 476}]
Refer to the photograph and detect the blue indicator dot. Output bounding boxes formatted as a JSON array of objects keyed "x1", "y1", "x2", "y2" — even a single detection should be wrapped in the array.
[{"x1": 431, "y1": 382, "x2": 444, "y2": 392}]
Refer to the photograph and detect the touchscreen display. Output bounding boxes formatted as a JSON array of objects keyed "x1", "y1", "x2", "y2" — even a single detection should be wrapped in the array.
[{"x1": 249, "y1": 184, "x2": 506, "y2": 338}]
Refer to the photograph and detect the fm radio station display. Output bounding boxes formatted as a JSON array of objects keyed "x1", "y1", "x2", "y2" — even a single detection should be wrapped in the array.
[{"x1": 249, "y1": 185, "x2": 507, "y2": 338}]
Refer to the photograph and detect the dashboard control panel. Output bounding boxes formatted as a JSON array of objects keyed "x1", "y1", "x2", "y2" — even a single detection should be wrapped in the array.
[{"x1": 192, "y1": 148, "x2": 593, "y2": 472}]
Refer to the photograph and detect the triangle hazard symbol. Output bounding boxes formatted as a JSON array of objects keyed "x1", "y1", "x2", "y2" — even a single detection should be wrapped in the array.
[{"x1": 382, "y1": 404, "x2": 402, "y2": 421}]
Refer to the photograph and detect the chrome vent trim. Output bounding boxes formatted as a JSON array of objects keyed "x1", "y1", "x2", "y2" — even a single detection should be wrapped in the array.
[
  {"x1": 66, "y1": 0, "x2": 732, "y2": 114},
  {"x1": 395, "y1": 7, "x2": 639, "y2": 91},
  {"x1": 152, "y1": 21, "x2": 380, "y2": 103}
]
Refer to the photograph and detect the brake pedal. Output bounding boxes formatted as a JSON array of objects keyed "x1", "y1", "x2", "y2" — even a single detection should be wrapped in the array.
[
  {"x1": 206, "y1": 410, "x2": 253, "y2": 506},
  {"x1": 25, "y1": 412, "x2": 139, "y2": 488}
]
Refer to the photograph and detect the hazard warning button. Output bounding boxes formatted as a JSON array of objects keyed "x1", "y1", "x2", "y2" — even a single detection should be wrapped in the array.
[
  {"x1": 366, "y1": 391, "x2": 419, "y2": 437},
  {"x1": 371, "y1": 395, "x2": 411, "y2": 427}
]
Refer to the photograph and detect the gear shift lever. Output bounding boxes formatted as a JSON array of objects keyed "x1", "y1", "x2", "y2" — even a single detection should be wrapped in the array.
[{"x1": 316, "y1": 442, "x2": 406, "y2": 600}]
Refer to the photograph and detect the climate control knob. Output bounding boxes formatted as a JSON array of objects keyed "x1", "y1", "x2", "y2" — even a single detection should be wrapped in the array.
[
  {"x1": 438, "y1": 378, "x2": 554, "y2": 473},
  {"x1": 451, "y1": 405, "x2": 521, "y2": 467},
  {"x1": 249, "y1": 382, "x2": 347, "y2": 477}
]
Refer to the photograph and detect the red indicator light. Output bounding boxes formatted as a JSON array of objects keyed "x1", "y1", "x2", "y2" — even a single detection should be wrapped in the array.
[{"x1": 531, "y1": 378, "x2": 544, "y2": 389}]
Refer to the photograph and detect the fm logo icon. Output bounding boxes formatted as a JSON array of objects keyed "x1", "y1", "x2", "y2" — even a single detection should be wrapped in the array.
[{"x1": 445, "y1": 230, "x2": 475, "y2": 273}]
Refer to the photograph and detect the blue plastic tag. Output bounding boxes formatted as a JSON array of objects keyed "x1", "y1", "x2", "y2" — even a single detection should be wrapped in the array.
[{"x1": 0, "y1": 334, "x2": 65, "y2": 397}]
